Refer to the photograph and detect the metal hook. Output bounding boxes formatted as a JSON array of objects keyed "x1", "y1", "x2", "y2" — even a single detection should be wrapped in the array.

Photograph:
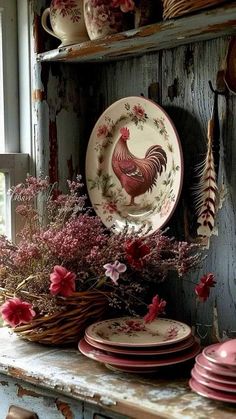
[{"x1": 208, "y1": 72, "x2": 228, "y2": 96}]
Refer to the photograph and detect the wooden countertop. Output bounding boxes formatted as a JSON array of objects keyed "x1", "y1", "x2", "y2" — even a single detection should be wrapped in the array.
[{"x1": 0, "y1": 328, "x2": 235, "y2": 419}]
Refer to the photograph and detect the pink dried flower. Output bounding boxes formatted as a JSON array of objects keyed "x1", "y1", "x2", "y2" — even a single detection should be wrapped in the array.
[
  {"x1": 144, "y1": 295, "x2": 166, "y2": 323},
  {"x1": 49, "y1": 265, "x2": 76, "y2": 297},
  {"x1": 195, "y1": 273, "x2": 216, "y2": 302},
  {"x1": 103, "y1": 260, "x2": 127, "y2": 285},
  {"x1": 0, "y1": 297, "x2": 36, "y2": 327}
]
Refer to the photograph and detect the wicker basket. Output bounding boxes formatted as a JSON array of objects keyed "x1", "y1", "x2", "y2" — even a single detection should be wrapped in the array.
[
  {"x1": 162, "y1": 0, "x2": 228, "y2": 20},
  {"x1": 1, "y1": 291, "x2": 108, "y2": 346}
]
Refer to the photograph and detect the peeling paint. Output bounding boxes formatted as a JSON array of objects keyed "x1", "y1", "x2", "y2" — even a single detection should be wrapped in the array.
[
  {"x1": 49, "y1": 119, "x2": 59, "y2": 185},
  {"x1": 0, "y1": 380, "x2": 8, "y2": 386},
  {"x1": 100, "y1": 396, "x2": 117, "y2": 406},
  {"x1": 17, "y1": 384, "x2": 41, "y2": 398},
  {"x1": 32, "y1": 89, "x2": 45, "y2": 102},
  {"x1": 56, "y1": 399, "x2": 73, "y2": 419}
]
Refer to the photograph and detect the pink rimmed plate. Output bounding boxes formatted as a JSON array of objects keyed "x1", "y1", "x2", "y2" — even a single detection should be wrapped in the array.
[
  {"x1": 203, "y1": 341, "x2": 236, "y2": 368},
  {"x1": 189, "y1": 378, "x2": 236, "y2": 404},
  {"x1": 85, "y1": 334, "x2": 196, "y2": 356},
  {"x1": 191, "y1": 367, "x2": 236, "y2": 393},
  {"x1": 195, "y1": 354, "x2": 236, "y2": 378},
  {"x1": 79, "y1": 338, "x2": 200, "y2": 368},
  {"x1": 194, "y1": 363, "x2": 236, "y2": 385},
  {"x1": 85, "y1": 96, "x2": 183, "y2": 235},
  {"x1": 85, "y1": 317, "x2": 192, "y2": 347}
]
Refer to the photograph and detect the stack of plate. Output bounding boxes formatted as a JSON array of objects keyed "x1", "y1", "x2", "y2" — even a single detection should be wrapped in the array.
[
  {"x1": 190, "y1": 339, "x2": 236, "y2": 403},
  {"x1": 78, "y1": 316, "x2": 200, "y2": 373}
]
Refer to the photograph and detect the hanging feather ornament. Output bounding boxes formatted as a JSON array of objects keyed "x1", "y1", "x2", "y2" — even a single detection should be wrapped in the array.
[{"x1": 194, "y1": 119, "x2": 218, "y2": 239}]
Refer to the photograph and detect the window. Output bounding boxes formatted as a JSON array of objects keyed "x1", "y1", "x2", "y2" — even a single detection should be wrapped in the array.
[{"x1": 0, "y1": 0, "x2": 29, "y2": 239}]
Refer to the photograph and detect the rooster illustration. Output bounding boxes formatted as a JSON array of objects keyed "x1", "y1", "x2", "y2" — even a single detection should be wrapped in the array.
[{"x1": 112, "y1": 127, "x2": 167, "y2": 205}]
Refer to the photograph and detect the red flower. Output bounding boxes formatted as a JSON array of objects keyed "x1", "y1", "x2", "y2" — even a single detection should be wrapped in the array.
[
  {"x1": 195, "y1": 273, "x2": 216, "y2": 302},
  {"x1": 144, "y1": 295, "x2": 166, "y2": 323},
  {"x1": 124, "y1": 239, "x2": 150, "y2": 269},
  {"x1": 49, "y1": 265, "x2": 76, "y2": 297},
  {"x1": 0, "y1": 298, "x2": 36, "y2": 327}
]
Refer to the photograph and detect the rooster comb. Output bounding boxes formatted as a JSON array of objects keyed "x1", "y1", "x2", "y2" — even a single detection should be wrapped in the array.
[{"x1": 120, "y1": 127, "x2": 130, "y2": 140}]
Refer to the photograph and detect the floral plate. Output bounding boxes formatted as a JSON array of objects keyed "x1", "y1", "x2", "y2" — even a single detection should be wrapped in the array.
[
  {"x1": 85, "y1": 317, "x2": 191, "y2": 347},
  {"x1": 85, "y1": 334, "x2": 195, "y2": 356},
  {"x1": 78, "y1": 338, "x2": 200, "y2": 368},
  {"x1": 85, "y1": 96, "x2": 183, "y2": 234}
]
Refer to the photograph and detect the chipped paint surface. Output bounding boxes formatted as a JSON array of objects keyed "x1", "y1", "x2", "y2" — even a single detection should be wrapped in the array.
[
  {"x1": 56, "y1": 400, "x2": 74, "y2": 419},
  {"x1": 37, "y1": 4, "x2": 236, "y2": 63},
  {"x1": 0, "y1": 329, "x2": 235, "y2": 419}
]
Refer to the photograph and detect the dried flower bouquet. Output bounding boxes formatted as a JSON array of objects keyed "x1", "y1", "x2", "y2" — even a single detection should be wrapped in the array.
[{"x1": 0, "y1": 175, "x2": 204, "y2": 344}]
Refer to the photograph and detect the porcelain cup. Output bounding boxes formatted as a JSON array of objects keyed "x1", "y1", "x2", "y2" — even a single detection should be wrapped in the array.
[{"x1": 41, "y1": 0, "x2": 89, "y2": 47}]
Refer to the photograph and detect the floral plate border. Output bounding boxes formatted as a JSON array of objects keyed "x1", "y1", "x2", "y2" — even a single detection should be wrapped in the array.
[{"x1": 85, "y1": 96, "x2": 183, "y2": 235}]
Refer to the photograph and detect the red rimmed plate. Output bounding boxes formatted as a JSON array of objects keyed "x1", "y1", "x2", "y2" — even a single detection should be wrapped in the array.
[
  {"x1": 195, "y1": 354, "x2": 236, "y2": 378},
  {"x1": 191, "y1": 367, "x2": 236, "y2": 393},
  {"x1": 85, "y1": 334, "x2": 196, "y2": 356},
  {"x1": 85, "y1": 317, "x2": 192, "y2": 347},
  {"x1": 189, "y1": 378, "x2": 236, "y2": 404},
  {"x1": 78, "y1": 338, "x2": 200, "y2": 368},
  {"x1": 194, "y1": 363, "x2": 236, "y2": 386},
  {"x1": 86, "y1": 96, "x2": 183, "y2": 235}
]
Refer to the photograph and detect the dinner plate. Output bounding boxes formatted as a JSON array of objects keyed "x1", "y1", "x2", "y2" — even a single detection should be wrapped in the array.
[
  {"x1": 191, "y1": 367, "x2": 236, "y2": 393},
  {"x1": 79, "y1": 339, "x2": 200, "y2": 368},
  {"x1": 85, "y1": 317, "x2": 192, "y2": 347},
  {"x1": 86, "y1": 96, "x2": 183, "y2": 235},
  {"x1": 85, "y1": 334, "x2": 196, "y2": 356},
  {"x1": 194, "y1": 363, "x2": 236, "y2": 385},
  {"x1": 189, "y1": 378, "x2": 236, "y2": 404},
  {"x1": 203, "y1": 342, "x2": 236, "y2": 367},
  {"x1": 195, "y1": 354, "x2": 236, "y2": 378}
]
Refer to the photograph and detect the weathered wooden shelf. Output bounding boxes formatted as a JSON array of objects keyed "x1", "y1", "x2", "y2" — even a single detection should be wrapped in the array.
[{"x1": 37, "y1": 3, "x2": 236, "y2": 63}]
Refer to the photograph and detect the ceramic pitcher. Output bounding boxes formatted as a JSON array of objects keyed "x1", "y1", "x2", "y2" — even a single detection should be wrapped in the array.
[{"x1": 41, "y1": 0, "x2": 89, "y2": 47}]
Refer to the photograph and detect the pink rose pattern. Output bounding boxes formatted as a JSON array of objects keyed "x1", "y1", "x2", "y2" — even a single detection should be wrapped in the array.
[
  {"x1": 84, "y1": 0, "x2": 123, "y2": 38},
  {"x1": 51, "y1": 0, "x2": 81, "y2": 23}
]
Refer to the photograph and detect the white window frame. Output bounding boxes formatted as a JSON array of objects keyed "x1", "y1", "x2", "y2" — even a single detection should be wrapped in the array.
[
  {"x1": 0, "y1": 0, "x2": 19, "y2": 152},
  {"x1": 0, "y1": 0, "x2": 31, "y2": 239}
]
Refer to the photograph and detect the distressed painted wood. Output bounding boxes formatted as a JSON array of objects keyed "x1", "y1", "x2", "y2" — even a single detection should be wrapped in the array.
[
  {"x1": 0, "y1": 329, "x2": 236, "y2": 419},
  {"x1": 29, "y1": 0, "x2": 236, "y2": 347},
  {"x1": 77, "y1": 37, "x2": 236, "y2": 344},
  {"x1": 37, "y1": 3, "x2": 236, "y2": 63},
  {"x1": 160, "y1": 37, "x2": 236, "y2": 344}
]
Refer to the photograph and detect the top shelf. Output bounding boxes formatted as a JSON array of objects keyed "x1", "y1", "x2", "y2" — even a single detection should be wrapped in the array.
[{"x1": 37, "y1": 3, "x2": 236, "y2": 63}]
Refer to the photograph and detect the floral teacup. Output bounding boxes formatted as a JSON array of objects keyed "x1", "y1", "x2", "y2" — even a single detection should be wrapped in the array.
[{"x1": 41, "y1": 0, "x2": 89, "y2": 47}]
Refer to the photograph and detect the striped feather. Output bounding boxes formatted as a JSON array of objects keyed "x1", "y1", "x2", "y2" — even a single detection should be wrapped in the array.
[{"x1": 194, "y1": 120, "x2": 218, "y2": 238}]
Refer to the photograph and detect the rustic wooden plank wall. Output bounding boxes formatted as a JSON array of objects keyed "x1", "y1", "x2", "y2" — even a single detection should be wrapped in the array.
[{"x1": 31, "y1": 0, "x2": 236, "y2": 344}]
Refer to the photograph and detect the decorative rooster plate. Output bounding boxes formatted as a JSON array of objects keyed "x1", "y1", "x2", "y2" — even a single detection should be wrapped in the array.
[{"x1": 86, "y1": 96, "x2": 183, "y2": 234}]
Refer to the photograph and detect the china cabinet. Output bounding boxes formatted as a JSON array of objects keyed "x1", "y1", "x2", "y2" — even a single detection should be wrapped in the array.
[{"x1": 2, "y1": 1, "x2": 235, "y2": 417}]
